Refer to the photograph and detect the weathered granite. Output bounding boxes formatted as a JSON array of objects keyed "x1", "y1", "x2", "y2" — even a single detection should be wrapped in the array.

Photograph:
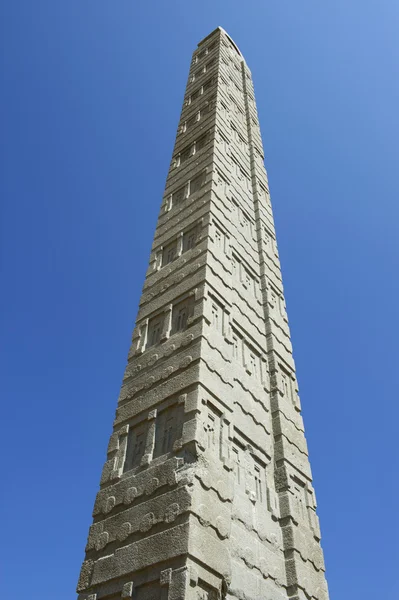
[{"x1": 77, "y1": 26, "x2": 329, "y2": 600}]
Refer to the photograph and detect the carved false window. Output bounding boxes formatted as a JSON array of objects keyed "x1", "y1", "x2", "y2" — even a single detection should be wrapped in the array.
[
  {"x1": 220, "y1": 75, "x2": 229, "y2": 91},
  {"x1": 231, "y1": 442, "x2": 243, "y2": 485},
  {"x1": 185, "y1": 112, "x2": 200, "y2": 131},
  {"x1": 162, "y1": 241, "x2": 177, "y2": 266},
  {"x1": 199, "y1": 102, "x2": 212, "y2": 118},
  {"x1": 153, "y1": 404, "x2": 183, "y2": 458},
  {"x1": 172, "y1": 296, "x2": 194, "y2": 334},
  {"x1": 246, "y1": 271, "x2": 253, "y2": 291},
  {"x1": 183, "y1": 227, "x2": 197, "y2": 252},
  {"x1": 203, "y1": 403, "x2": 221, "y2": 454},
  {"x1": 208, "y1": 293, "x2": 224, "y2": 332},
  {"x1": 172, "y1": 184, "x2": 186, "y2": 206},
  {"x1": 232, "y1": 332, "x2": 242, "y2": 364},
  {"x1": 211, "y1": 302, "x2": 220, "y2": 331},
  {"x1": 200, "y1": 95, "x2": 215, "y2": 118},
  {"x1": 279, "y1": 297, "x2": 286, "y2": 318},
  {"x1": 243, "y1": 268, "x2": 251, "y2": 289},
  {"x1": 258, "y1": 182, "x2": 268, "y2": 198},
  {"x1": 255, "y1": 145, "x2": 264, "y2": 160},
  {"x1": 249, "y1": 352, "x2": 258, "y2": 376},
  {"x1": 205, "y1": 413, "x2": 216, "y2": 450},
  {"x1": 191, "y1": 88, "x2": 201, "y2": 102},
  {"x1": 179, "y1": 144, "x2": 193, "y2": 164},
  {"x1": 217, "y1": 128, "x2": 229, "y2": 155},
  {"x1": 231, "y1": 254, "x2": 238, "y2": 279},
  {"x1": 214, "y1": 224, "x2": 224, "y2": 249},
  {"x1": 174, "y1": 305, "x2": 188, "y2": 332},
  {"x1": 216, "y1": 170, "x2": 229, "y2": 196},
  {"x1": 202, "y1": 77, "x2": 215, "y2": 93},
  {"x1": 293, "y1": 479, "x2": 310, "y2": 525},
  {"x1": 232, "y1": 156, "x2": 242, "y2": 180},
  {"x1": 207, "y1": 93, "x2": 216, "y2": 106},
  {"x1": 205, "y1": 58, "x2": 215, "y2": 71},
  {"x1": 232, "y1": 335, "x2": 239, "y2": 360},
  {"x1": 281, "y1": 369, "x2": 293, "y2": 401},
  {"x1": 230, "y1": 196, "x2": 240, "y2": 218},
  {"x1": 124, "y1": 422, "x2": 147, "y2": 471},
  {"x1": 263, "y1": 226, "x2": 271, "y2": 246},
  {"x1": 195, "y1": 132, "x2": 208, "y2": 152},
  {"x1": 234, "y1": 81, "x2": 242, "y2": 93},
  {"x1": 147, "y1": 315, "x2": 164, "y2": 348},
  {"x1": 219, "y1": 102, "x2": 228, "y2": 121},
  {"x1": 239, "y1": 132, "x2": 247, "y2": 148},
  {"x1": 162, "y1": 415, "x2": 175, "y2": 453},
  {"x1": 245, "y1": 269, "x2": 257, "y2": 295},
  {"x1": 254, "y1": 465, "x2": 264, "y2": 502},
  {"x1": 190, "y1": 170, "x2": 206, "y2": 194},
  {"x1": 241, "y1": 211, "x2": 248, "y2": 231},
  {"x1": 269, "y1": 287, "x2": 277, "y2": 308}
]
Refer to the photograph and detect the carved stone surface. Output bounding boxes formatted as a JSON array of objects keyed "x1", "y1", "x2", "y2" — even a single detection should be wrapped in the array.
[
  {"x1": 121, "y1": 582, "x2": 133, "y2": 599},
  {"x1": 76, "y1": 27, "x2": 329, "y2": 600}
]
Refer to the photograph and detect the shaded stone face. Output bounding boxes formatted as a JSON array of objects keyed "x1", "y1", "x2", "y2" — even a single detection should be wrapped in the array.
[{"x1": 77, "y1": 26, "x2": 329, "y2": 600}]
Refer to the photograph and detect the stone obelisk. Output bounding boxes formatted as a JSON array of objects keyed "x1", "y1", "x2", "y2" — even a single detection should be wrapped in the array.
[{"x1": 77, "y1": 26, "x2": 329, "y2": 600}]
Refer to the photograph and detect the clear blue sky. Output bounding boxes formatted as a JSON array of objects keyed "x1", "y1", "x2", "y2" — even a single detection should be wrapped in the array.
[{"x1": 1, "y1": 2, "x2": 398, "y2": 598}]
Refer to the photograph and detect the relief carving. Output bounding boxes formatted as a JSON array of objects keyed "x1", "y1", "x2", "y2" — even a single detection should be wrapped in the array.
[{"x1": 77, "y1": 29, "x2": 329, "y2": 600}]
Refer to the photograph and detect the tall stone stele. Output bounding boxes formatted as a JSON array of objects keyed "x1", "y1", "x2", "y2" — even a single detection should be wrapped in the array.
[{"x1": 77, "y1": 27, "x2": 329, "y2": 600}]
